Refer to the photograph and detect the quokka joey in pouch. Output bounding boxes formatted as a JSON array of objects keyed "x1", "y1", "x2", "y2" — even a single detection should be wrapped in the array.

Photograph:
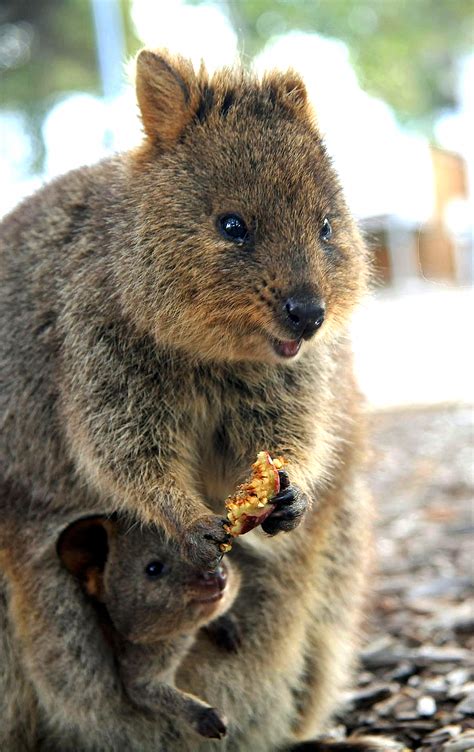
[
  {"x1": 57, "y1": 515, "x2": 241, "y2": 741},
  {"x1": 0, "y1": 49, "x2": 387, "y2": 752}
]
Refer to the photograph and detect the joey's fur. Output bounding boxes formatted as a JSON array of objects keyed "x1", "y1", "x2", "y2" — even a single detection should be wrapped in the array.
[
  {"x1": 56, "y1": 515, "x2": 239, "y2": 740},
  {"x1": 0, "y1": 50, "x2": 384, "y2": 750}
]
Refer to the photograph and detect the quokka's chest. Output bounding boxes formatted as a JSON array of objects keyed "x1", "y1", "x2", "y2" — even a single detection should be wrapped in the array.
[{"x1": 183, "y1": 375, "x2": 308, "y2": 506}]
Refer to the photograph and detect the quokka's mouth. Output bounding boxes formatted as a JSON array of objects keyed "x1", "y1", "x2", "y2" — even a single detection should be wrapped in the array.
[{"x1": 270, "y1": 338, "x2": 302, "y2": 359}]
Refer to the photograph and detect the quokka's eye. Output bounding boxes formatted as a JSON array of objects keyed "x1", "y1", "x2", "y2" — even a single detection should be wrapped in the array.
[
  {"x1": 217, "y1": 214, "x2": 250, "y2": 245},
  {"x1": 145, "y1": 561, "x2": 166, "y2": 578},
  {"x1": 320, "y1": 217, "x2": 333, "y2": 242}
]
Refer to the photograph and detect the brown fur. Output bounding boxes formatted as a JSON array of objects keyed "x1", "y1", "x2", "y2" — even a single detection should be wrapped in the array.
[
  {"x1": 56, "y1": 515, "x2": 238, "y2": 739},
  {"x1": 0, "y1": 572, "x2": 38, "y2": 752},
  {"x1": 0, "y1": 50, "x2": 387, "y2": 751}
]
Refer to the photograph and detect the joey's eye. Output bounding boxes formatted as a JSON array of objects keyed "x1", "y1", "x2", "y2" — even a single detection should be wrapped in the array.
[
  {"x1": 320, "y1": 218, "x2": 332, "y2": 242},
  {"x1": 217, "y1": 214, "x2": 250, "y2": 245},
  {"x1": 145, "y1": 561, "x2": 166, "y2": 578}
]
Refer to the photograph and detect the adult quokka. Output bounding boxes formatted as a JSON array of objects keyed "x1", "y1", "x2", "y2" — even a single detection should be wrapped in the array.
[{"x1": 0, "y1": 50, "x2": 396, "y2": 750}]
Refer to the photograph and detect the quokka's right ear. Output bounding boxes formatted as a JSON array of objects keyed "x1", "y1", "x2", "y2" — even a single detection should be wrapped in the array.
[
  {"x1": 263, "y1": 69, "x2": 312, "y2": 122},
  {"x1": 57, "y1": 516, "x2": 114, "y2": 599},
  {"x1": 136, "y1": 49, "x2": 200, "y2": 149}
]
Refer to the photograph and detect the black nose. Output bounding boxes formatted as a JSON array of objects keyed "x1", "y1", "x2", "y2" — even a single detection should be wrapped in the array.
[{"x1": 284, "y1": 297, "x2": 326, "y2": 339}]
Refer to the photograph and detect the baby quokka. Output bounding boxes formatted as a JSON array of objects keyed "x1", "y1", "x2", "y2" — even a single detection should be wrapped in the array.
[{"x1": 57, "y1": 516, "x2": 241, "y2": 740}]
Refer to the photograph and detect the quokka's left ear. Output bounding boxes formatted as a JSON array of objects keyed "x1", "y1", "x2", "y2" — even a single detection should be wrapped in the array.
[{"x1": 135, "y1": 49, "x2": 201, "y2": 149}]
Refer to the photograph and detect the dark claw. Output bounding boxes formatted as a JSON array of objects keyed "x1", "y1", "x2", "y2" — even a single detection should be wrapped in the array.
[
  {"x1": 202, "y1": 518, "x2": 231, "y2": 546},
  {"x1": 272, "y1": 487, "x2": 296, "y2": 505},
  {"x1": 187, "y1": 517, "x2": 231, "y2": 570},
  {"x1": 278, "y1": 469, "x2": 290, "y2": 490},
  {"x1": 261, "y1": 483, "x2": 309, "y2": 536},
  {"x1": 261, "y1": 507, "x2": 302, "y2": 535},
  {"x1": 196, "y1": 707, "x2": 227, "y2": 739},
  {"x1": 267, "y1": 507, "x2": 300, "y2": 521},
  {"x1": 203, "y1": 530, "x2": 231, "y2": 545},
  {"x1": 205, "y1": 550, "x2": 224, "y2": 568}
]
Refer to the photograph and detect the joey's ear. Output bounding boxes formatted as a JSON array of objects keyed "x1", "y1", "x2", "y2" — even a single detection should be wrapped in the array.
[
  {"x1": 57, "y1": 516, "x2": 113, "y2": 598},
  {"x1": 136, "y1": 49, "x2": 200, "y2": 147}
]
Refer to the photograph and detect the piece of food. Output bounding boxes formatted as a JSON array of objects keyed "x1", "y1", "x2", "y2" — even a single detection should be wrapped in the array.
[{"x1": 220, "y1": 452, "x2": 285, "y2": 552}]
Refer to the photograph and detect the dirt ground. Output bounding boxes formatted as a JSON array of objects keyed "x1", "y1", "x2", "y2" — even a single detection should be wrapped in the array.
[{"x1": 331, "y1": 405, "x2": 474, "y2": 751}]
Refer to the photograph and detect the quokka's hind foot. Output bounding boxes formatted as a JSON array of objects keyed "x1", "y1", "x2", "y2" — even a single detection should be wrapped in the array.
[{"x1": 287, "y1": 735, "x2": 408, "y2": 752}]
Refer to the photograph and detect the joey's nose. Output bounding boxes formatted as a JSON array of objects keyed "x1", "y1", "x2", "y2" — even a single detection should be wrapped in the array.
[
  {"x1": 192, "y1": 564, "x2": 228, "y2": 598},
  {"x1": 284, "y1": 297, "x2": 326, "y2": 339},
  {"x1": 199, "y1": 565, "x2": 227, "y2": 591}
]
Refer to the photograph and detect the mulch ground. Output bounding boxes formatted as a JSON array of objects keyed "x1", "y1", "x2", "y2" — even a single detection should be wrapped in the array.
[{"x1": 332, "y1": 405, "x2": 474, "y2": 751}]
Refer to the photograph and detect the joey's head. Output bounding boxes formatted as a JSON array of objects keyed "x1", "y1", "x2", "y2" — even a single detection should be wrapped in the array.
[
  {"x1": 124, "y1": 50, "x2": 368, "y2": 365},
  {"x1": 57, "y1": 516, "x2": 240, "y2": 644}
]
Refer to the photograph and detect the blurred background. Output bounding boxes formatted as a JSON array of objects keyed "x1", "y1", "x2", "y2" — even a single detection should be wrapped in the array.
[{"x1": 1, "y1": 2, "x2": 473, "y2": 747}]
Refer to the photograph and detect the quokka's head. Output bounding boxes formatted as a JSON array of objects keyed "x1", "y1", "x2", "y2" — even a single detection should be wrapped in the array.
[{"x1": 123, "y1": 50, "x2": 369, "y2": 364}]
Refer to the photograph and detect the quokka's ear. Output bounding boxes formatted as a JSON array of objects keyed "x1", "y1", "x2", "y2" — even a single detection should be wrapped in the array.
[
  {"x1": 136, "y1": 49, "x2": 200, "y2": 148},
  {"x1": 264, "y1": 70, "x2": 311, "y2": 119},
  {"x1": 57, "y1": 516, "x2": 114, "y2": 599},
  {"x1": 281, "y1": 72, "x2": 308, "y2": 109}
]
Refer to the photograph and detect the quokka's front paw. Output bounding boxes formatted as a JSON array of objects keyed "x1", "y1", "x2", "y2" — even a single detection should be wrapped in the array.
[
  {"x1": 193, "y1": 706, "x2": 227, "y2": 739},
  {"x1": 261, "y1": 470, "x2": 309, "y2": 536},
  {"x1": 186, "y1": 515, "x2": 231, "y2": 569}
]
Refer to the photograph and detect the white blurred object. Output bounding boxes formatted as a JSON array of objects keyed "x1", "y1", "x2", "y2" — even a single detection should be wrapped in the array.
[
  {"x1": 352, "y1": 286, "x2": 474, "y2": 409},
  {"x1": 0, "y1": 112, "x2": 41, "y2": 217},
  {"x1": 436, "y1": 54, "x2": 474, "y2": 287},
  {"x1": 255, "y1": 32, "x2": 436, "y2": 224},
  {"x1": 0, "y1": 112, "x2": 32, "y2": 178},
  {"x1": 436, "y1": 54, "x2": 474, "y2": 194},
  {"x1": 91, "y1": 0, "x2": 126, "y2": 102},
  {"x1": 444, "y1": 199, "x2": 474, "y2": 285},
  {"x1": 131, "y1": 0, "x2": 238, "y2": 73},
  {"x1": 42, "y1": 94, "x2": 108, "y2": 178},
  {"x1": 41, "y1": 90, "x2": 142, "y2": 180}
]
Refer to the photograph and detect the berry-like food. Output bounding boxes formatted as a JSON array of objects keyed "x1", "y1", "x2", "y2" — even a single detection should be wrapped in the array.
[{"x1": 220, "y1": 452, "x2": 285, "y2": 552}]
